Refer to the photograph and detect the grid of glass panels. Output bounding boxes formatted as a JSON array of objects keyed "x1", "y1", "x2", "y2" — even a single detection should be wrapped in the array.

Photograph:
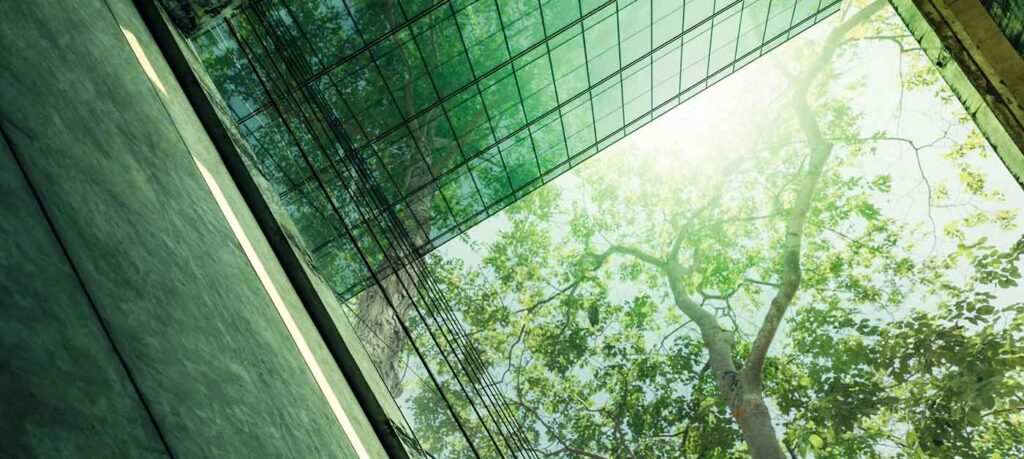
[{"x1": 195, "y1": 0, "x2": 839, "y2": 300}]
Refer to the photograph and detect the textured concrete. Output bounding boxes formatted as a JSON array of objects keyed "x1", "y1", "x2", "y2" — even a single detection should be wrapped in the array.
[
  {"x1": 0, "y1": 128, "x2": 170, "y2": 458},
  {"x1": 157, "y1": 0, "x2": 243, "y2": 36},
  {"x1": 0, "y1": 0, "x2": 385, "y2": 457},
  {"x1": 137, "y1": 0, "x2": 412, "y2": 453},
  {"x1": 891, "y1": 0, "x2": 1024, "y2": 187}
]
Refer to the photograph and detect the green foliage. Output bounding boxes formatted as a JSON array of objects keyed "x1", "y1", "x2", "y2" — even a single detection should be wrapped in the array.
[
  {"x1": 409, "y1": 3, "x2": 1024, "y2": 457},
  {"x1": 196, "y1": 1, "x2": 1024, "y2": 456}
]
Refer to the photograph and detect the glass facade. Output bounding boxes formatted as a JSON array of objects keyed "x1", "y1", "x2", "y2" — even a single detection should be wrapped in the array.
[{"x1": 195, "y1": 0, "x2": 838, "y2": 300}]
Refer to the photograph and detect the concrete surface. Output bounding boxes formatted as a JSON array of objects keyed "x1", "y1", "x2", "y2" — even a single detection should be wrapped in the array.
[
  {"x1": 0, "y1": 0, "x2": 387, "y2": 457},
  {"x1": 891, "y1": 0, "x2": 1024, "y2": 188}
]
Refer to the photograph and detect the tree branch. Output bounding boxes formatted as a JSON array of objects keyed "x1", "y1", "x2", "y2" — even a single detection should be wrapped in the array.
[
  {"x1": 513, "y1": 399, "x2": 610, "y2": 459},
  {"x1": 532, "y1": 446, "x2": 610, "y2": 459},
  {"x1": 744, "y1": 0, "x2": 886, "y2": 386},
  {"x1": 666, "y1": 156, "x2": 743, "y2": 263},
  {"x1": 513, "y1": 280, "x2": 581, "y2": 314},
  {"x1": 588, "y1": 244, "x2": 669, "y2": 271}
]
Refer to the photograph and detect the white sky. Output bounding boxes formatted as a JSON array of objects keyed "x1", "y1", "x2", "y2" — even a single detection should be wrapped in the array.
[{"x1": 440, "y1": 6, "x2": 1024, "y2": 280}]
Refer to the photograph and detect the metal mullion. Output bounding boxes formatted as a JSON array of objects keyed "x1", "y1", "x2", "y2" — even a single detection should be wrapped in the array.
[
  {"x1": 302, "y1": 4, "x2": 519, "y2": 448},
  {"x1": 337, "y1": 68, "x2": 534, "y2": 453},
  {"x1": 252, "y1": 8, "x2": 509, "y2": 455},
  {"x1": 274, "y1": 0, "x2": 643, "y2": 197},
  {"x1": 316, "y1": 67, "x2": 373, "y2": 154},
  {"x1": 345, "y1": 169, "x2": 518, "y2": 459},
  {"x1": 343, "y1": 196, "x2": 503, "y2": 459},
  {"x1": 348, "y1": 192, "x2": 509, "y2": 458},
  {"x1": 249, "y1": 123, "x2": 353, "y2": 252},
  {"x1": 212, "y1": 22, "x2": 271, "y2": 120},
  {"x1": 650, "y1": 0, "x2": 655, "y2": 119},
  {"x1": 236, "y1": 119, "x2": 277, "y2": 179},
  {"x1": 708, "y1": 5, "x2": 745, "y2": 75},
  {"x1": 399, "y1": 2, "x2": 491, "y2": 221},
  {"x1": 228, "y1": 14, "x2": 486, "y2": 459},
  {"x1": 247, "y1": 1, "x2": 410, "y2": 373},
  {"x1": 703, "y1": 0, "x2": 718, "y2": 90},
  {"x1": 314, "y1": 0, "x2": 622, "y2": 159},
  {"x1": 273, "y1": 0, "x2": 822, "y2": 246},
  {"x1": 401, "y1": 246, "x2": 529, "y2": 433},
  {"x1": 415, "y1": 8, "x2": 499, "y2": 219},
  {"x1": 391, "y1": 233, "x2": 537, "y2": 458},
  {"x1": 277, "y1": 0, "x2": 432, "y2": 253},
  {"x1": 413, "y1": 275, "x2": 538, "y2": 459},
  {"x1": 354, "y1": 25, "x2": 465, "y2": 233},
  {"x1": 785, "y1": 0, "x2": 800, "y2": 39},
  {"x1": 236, "y1": 0, "x2": 613, "y2": 128},
  {"x1": 276, "y1": 0, "x2": 402, "y2": 208},
  {"x1": 240, "y1": 109, "x2": 274, "y2": 136},
  {"x1": 366, "y1": 86, "x2": 458, "y2": 247},
  {"x1": 577, "y1": 0, "x2": 600, "y2": 164},
  {"x1": 494, "y1": 0, "x2": 545, "y2": 177},
  {"x1": 235, "y1": 0, "x2": 455, "y2": 124},
  {"x1": 615, "y1": 0, "x2": 626, "y2": 134},
  {"x1": 364, "y1": 0, "x2": 745, "y2": 209},
  {"x1": 412, "y1": 0, "x2": 839, "y2": 251},
  {"x1": 446, "y1": 2, "x2": 517, "y2": 197},
  {"x1": 403, "y1": 268, "x2": 519, "y2": 458},
  {"x1": 535, "y1": 0, "x2": 573, "y2": 172},
  {"x1": 312, "y1": 190, "x2": 429, "y2": 256},
  {"x1": 244, "y1": 4, "x2": 386, "y2": 256},
  {"x1": 758, "y1": 0, "x2": 775, "y2": 61},
  {"x1": 239, "y1": 0, "x2": 562, "y2": 127},
  {"x1": 729, "y1": 0, "x2": 745, "y2": 74},
  {"x1": 676, "y1": 0, "x2": 687, "y2": 98},
  {"x1": 409, "y1": 295, "x2": 534, "y2": 459}
]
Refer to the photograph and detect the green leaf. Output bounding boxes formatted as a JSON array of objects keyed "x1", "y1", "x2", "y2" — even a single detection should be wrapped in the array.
[
  {"x1": 905, "y1": 428, "x2": 917, "y2": 446},
  {"x1": 809, "y1": 434, "x2": 824, "y2": 449}
]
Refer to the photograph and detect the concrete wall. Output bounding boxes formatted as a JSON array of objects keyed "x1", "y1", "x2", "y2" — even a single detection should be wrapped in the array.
[
  {"x1": 0, "y1": 1, "x2": 386, "y2": 457},
  {"x1": 0, "y1": 121, "x2": 171, "y2": 458},
  {"x1": 890, "y1": 0, "x2": 1024, "y2": 188}
]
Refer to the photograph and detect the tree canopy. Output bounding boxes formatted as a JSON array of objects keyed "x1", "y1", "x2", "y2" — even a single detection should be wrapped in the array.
[{"x1": 399, "y1": 1, "x2": 1024, "y2": 457}]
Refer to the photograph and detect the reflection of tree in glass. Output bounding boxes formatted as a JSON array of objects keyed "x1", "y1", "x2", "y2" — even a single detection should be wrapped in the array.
[{"x1": 196, "y1": 0, "x2": 502, "y2": 396}]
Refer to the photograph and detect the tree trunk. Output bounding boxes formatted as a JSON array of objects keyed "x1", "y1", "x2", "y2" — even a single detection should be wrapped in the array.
[
  {"x1": 730, "y1": 384, "x2": 786, "y2": 459},
  {"x1": 354, "y1": 270, "x2": 418, "y2": 394},
  {"x1": 669, "y1": 277, "x2": 787, "y2": 458},
  {"x1": 701, "y1": 334, "x2": 786, "y2": 459},
  {"x1": 354, "y1": 160, "x2": 434, "y2": 396},
  {"x1": 159, "y1": 0, "x2": 242, "y2": 36}
]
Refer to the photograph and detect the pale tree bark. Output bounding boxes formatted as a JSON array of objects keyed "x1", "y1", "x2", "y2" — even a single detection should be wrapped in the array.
[
  {"x1": 590, "y1": 3, "x2": 888, "y2": 457},
  {"x1": 726, "y1": 3, "x2": 886, "y2": 455},
  {"x1": 355, "y1": 270, "x2": 421, "y2": 393},
  {"x1": 614, "y1": 118, "x2": 825, "y2": 459},
  {"x1": 354, "y1": 175, "x2": 432, "y2": 394},
  {"x1": 352, "y1": 1, "x2": 439, "y2": 395},
  {"x1": 352, "y1": 99, "x2": 481, "y2": 395}
]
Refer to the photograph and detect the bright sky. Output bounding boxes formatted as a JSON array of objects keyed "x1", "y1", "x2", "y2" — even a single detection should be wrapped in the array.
[
  {"x1": 418, "y1": 5, "x2": 1024, "y2": 447},
  {"x1": 440, "y1": 5, "x2": 1024, "y2": 281}
]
